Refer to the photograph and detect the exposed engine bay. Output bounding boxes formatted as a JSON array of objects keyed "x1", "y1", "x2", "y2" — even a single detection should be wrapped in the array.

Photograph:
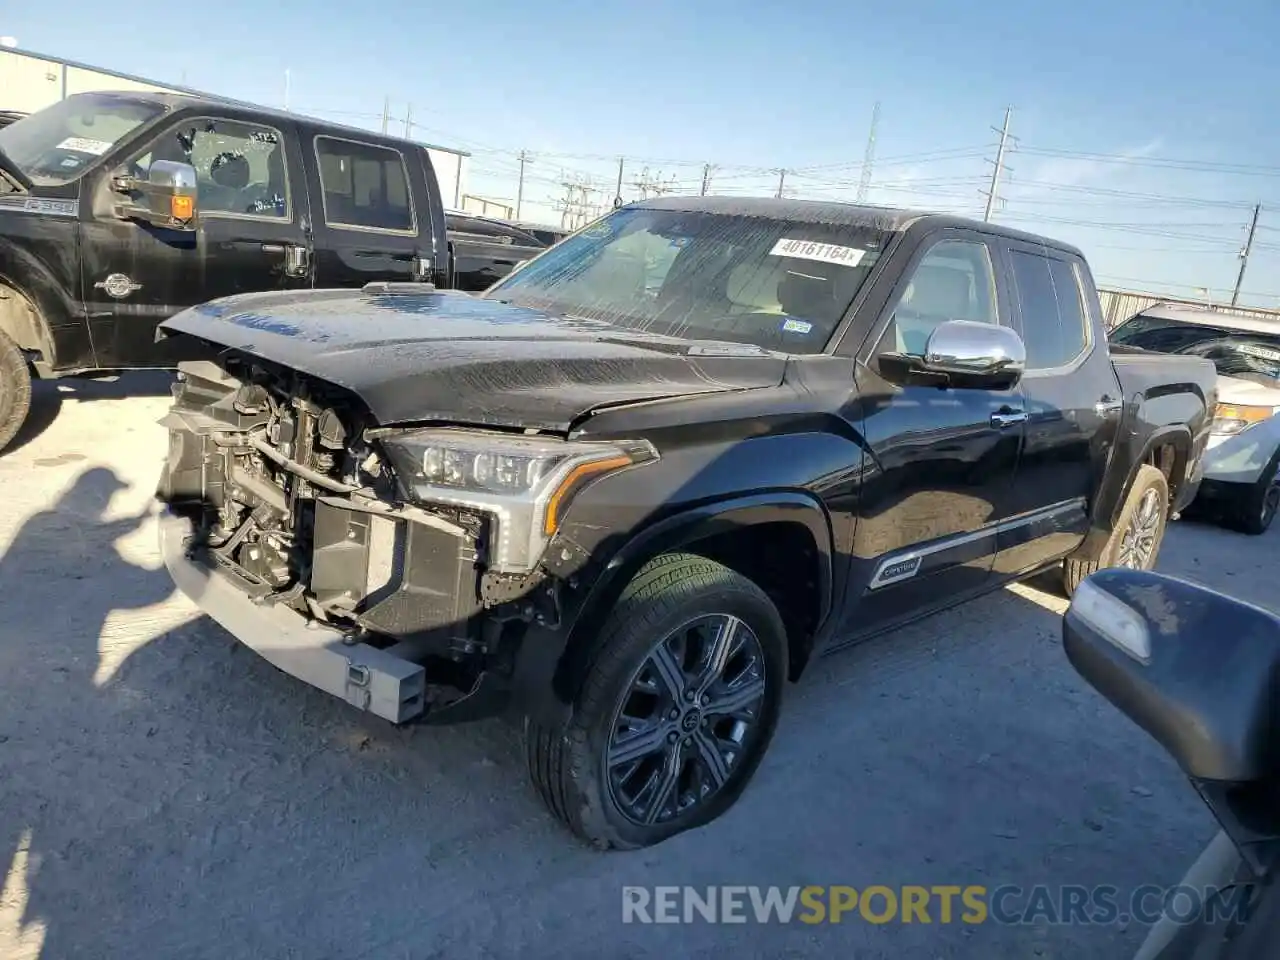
[{"x1": 157, "y1": 358, "x2": 538, "y2": 704}]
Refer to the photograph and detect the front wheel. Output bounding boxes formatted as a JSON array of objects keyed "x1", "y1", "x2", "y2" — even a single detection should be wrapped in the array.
[
  {"x1": 0, "y1": 328, "x2": 32, "y2": 455},
  {"x1": 1063, "y1": 464, "x2": 1170, "y2": 595},
  {"x1": 526, "y1": 553, "x2": 787, "y2": 850},
  {"x1": 1225, "y1": 453, "x2": 1280, "y2": 536}
]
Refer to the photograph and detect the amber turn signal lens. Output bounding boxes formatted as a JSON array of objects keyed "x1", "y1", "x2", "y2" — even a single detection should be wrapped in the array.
[
  {"x1": 543, "y1": 455, "x2": 634, "y2": 536},
  {"x1": 171, "y1": 195, "x2": 194, "y2": 220}
]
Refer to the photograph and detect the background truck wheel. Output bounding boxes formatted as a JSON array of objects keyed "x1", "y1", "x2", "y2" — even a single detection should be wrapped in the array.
[
  {"x1": 1224, "y1": 453, "x2": 1280, "y2": 536},
  {"x1": 0, "y1": 328, "x2": 32, "y2": 454},
  {"x1": 525, "y1": 552, "x2": 787, "y2": 850},
  {"x1": 1063, "y1": 464, "x2": 1170, "y2": 596}
]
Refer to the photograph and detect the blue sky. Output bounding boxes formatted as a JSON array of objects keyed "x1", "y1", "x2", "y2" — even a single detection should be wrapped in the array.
[{"x1": 7, "y1": 0, "x2": 1280, "y2": 305}]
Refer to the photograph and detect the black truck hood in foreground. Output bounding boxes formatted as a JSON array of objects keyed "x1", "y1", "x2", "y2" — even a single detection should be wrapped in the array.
[{"x1": 159, "y1": 289, "x2": 787, "y2": 431}]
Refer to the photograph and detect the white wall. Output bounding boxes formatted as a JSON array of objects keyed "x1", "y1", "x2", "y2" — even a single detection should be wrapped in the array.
[{"x1": 0, "y1": 49, "x2": 64, "y2": 112}]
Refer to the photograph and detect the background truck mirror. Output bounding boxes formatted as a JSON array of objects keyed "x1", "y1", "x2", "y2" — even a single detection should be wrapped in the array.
[{"x1": 114, "y1": 159, "x2": 199, "y2": 232}]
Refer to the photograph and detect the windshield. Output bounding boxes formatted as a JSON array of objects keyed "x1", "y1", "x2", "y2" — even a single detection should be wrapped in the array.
[
  {"x1": 0, "y1": 94, "x2": 166, "y2": 185},
  {"x1": 1111, "y1": 314, "x2": 1280, "y2": 386},
  {"x1": 485, "y1": 206, "x2": 893, "y2": 353}
]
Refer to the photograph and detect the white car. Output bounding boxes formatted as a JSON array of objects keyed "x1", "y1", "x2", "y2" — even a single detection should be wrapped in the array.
[{"x1": 1111, "y1": 304, "x2": 1280, "y2": 534}]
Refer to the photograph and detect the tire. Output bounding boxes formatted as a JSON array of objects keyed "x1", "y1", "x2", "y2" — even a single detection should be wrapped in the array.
[
  {"x1": 0, "y1": 328, "x2": 32, "y2": 455},
  {"x1": 1063, "y1": 464, "x2": 1170, "y2": 596},
  {"x1": 525, "y1": 552, "x2": 788, "y2": 850},
  {"x1": 1225, "y1": 453, "x2": 1280, "y2": 536}
]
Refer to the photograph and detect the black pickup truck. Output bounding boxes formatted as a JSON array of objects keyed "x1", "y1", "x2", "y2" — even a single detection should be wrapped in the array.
[
  {"x1": 0, "y1": 91, "x2": 545, "y2": 451},
  {"x1": 153, "y1": 197, "x2": 1217, "y2": 849}
]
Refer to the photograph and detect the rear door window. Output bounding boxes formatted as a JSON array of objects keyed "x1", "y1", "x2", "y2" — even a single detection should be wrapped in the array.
[
  {"x1": 1008, "y1": 250, "x2": 1091, "y2": 370},
  {"x1": 315, "y1": 136, "x2": 416, "y2": 234}
]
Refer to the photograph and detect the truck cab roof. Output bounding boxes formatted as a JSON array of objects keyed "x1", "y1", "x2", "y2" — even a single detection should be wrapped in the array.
[{"x1": 634, "y1": 195, "x2": 1088, "y2": 260}]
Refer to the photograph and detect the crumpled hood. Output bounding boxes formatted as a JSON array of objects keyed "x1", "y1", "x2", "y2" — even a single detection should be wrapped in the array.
[
  {"x1": 1216, "y1": 374, "x2": 1280, "y2": 408},
  {"x1": 159, "y1": 288, "x2": 787, "y2": 431}
]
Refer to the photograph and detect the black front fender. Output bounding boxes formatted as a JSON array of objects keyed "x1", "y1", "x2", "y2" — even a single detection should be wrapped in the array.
[{"x1": 511, "y1": 491, "x2": 836, "y2": 727}]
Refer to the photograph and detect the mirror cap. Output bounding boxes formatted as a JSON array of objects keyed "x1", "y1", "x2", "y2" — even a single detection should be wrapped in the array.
[
  {"x1": 1064, "y1": 569, "x2": 1280, "y2": 783},
  {"x1": 925, "y1": 319, "x2": 1026, "y2": 378}
]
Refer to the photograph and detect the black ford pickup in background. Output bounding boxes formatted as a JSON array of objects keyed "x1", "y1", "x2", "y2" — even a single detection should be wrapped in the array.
[
  {"x1": 0, "y1": 91, "x2": 546, "y2": 450},
  {"x1": 153, "y1": 197, "x2": 1216, "y2": 850}
]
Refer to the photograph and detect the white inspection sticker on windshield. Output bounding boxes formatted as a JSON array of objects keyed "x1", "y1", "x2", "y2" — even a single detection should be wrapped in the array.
[
  {"x1": 1239, "y1": 343, "x2": 1280, "y2": 363},
  {"x1": 769, "y1": 237, "x2": 867, "y2": 267},
  {"x1": 56, "y1": 136, "x2": 114, "y2": 155}
]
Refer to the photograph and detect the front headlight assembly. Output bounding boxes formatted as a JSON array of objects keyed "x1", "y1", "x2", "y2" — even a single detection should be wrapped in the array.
[{"x1": 380, "y1": 429, "x2": 657, "y2": 575}]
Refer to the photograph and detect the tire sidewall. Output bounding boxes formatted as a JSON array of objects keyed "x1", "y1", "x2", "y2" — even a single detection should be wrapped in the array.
[
  {"x1": 0, "y1": 329, "x2": 32, "y2": 454},
  {"x1": 1244, "y1": 453, "x2": 1280, "y2": 534},
  {"x1": 570, "y1": 575, "x2": 788, "y2": 850},
  {"x1": 1103, "y1": 465, "x2": 1170, "y2": 570}
]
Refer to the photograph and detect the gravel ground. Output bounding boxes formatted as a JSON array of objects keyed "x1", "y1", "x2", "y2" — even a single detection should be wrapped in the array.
[{"x1": 0, "y1": 374, "x2": 1272, "y2": 960}]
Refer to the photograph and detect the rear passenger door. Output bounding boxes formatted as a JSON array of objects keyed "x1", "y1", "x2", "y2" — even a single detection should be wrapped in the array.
[
  {"x1": 303, "y1": 134, "x2": 433, "y2": 287},
  {"x1": 990, "y1": 242, "x2": 1114, "y2": 576}
]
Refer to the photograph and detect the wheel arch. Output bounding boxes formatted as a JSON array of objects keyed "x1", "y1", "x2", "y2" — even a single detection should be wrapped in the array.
[
  {"x1": 0, "y1": 239, "x2": 62, "y2": 373},
  {"x1": 549, "y1": 491, "x2": 836, "y2": 708}
]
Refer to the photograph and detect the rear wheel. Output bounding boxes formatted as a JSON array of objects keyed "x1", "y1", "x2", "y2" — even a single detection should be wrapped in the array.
[
  {"x1": 0, "y1": 329, "x2": 32, "y2": 454},
  {"x1": 1063, "y1": 464, "x2": 1169, "y2": 595},
  {"x1": 1225, "y1": 453, "x2": 1280, "y2": 536},
  {"x1": 525, "y1": 553, "x2": 787, "y2": 850}
]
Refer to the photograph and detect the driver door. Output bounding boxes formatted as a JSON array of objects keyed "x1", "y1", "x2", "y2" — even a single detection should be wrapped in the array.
[
  {"x1": 80, "y1": 114, "x2": 313, "y2": 368},
  {"x1": 840, "y1": 231, "x2": 1026, "y2": 636}
]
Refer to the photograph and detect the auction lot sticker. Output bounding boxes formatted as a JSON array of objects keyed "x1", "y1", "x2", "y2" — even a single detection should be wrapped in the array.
[
  {"x1": 57, "y1": 137, "x2": 114, "y2": 155},
  {"x1": 770, "y1": 238, "x2": 867, "y2": 268}
]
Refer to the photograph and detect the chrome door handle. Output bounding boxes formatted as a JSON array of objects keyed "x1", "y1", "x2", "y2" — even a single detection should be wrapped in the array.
[
  {"x1": 1096, "y1": 398, "x2": 1123, "y2": 416},
  {"x1": 991, "y1": 410, "x2": 1027, "y2": 428}
]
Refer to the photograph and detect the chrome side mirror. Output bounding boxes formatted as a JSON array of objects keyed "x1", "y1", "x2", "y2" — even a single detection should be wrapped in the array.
[
  {"x1": 880, "y1": 319, "x2": 1026, "y2": 390},
  {"x1": 114, "y1": 159, "x2": 199, "y2": 231}
]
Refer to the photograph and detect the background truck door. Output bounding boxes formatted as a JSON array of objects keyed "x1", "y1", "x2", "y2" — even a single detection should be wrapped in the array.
[
  {"x1": 843, "y1": 232, "x2": 1025, "y2": 636},
  {"x1": 990, "y1": 241, "x2": 1114, "y2": 576},
  {"x1": 80, "y1": 114, "x2": 313, "y2": 367},
  {"x1": 302, "y1": 133, "x2": 432, "y2": 287}
]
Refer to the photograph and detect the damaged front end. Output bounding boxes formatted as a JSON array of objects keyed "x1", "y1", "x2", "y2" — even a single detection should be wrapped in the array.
[{"x1": 156, "y1": 358, "x2": 654, "y2": 725}]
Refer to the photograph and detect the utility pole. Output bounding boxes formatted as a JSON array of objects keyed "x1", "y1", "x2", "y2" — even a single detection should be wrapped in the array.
[
  {"x1": 775, "y1": 168, "x2": 787, "y2": 199},
  {"x1": 284, "y1": 69, "x2": 291, "y2": 111},
  {"x1": 856, "y1": 101, "x2": 881, "y2": 203},
  {"x1": 700, "y1": 163, "x2": 715, "y2": 196},
  {"x1": 381, "y1": 96, "x2": 390, "y2": 135},
  {"x1": 404, "y1": 104, "x2": 413, "y2": 139},
  {"x1": 982, "y1": 106, "x2": 1013, "y2": 222},
  {"x1": 1232, "y1": 203, "x2": 1262, "y2": 307},
  {"x1": 516, "y1": 150, "x2": 531, "y2": 220},
  {"x1": 614, "y1": 157, "x2": 625, "y2": 208}
]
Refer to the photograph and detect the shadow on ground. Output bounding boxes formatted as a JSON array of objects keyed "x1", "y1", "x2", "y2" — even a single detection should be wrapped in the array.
[
  {"x1": 0, "y1": 478, "x2": 1229, "y2": 960},
  {"x1": 6, "y1": 371, "x2": 174, "y2": 455}
]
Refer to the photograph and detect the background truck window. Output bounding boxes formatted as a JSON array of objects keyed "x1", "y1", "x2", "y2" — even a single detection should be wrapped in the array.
[
  {"x1": 315, "y1": 137, "x2": 416, "y2": 233},
  {"x1": 132, "y1": 119, "x2": 289, "y2": 219}
]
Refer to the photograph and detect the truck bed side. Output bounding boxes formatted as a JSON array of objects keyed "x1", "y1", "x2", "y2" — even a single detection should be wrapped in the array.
[{"x1": 1092, "y1": 347, "x2": 1218, "y2": 531}]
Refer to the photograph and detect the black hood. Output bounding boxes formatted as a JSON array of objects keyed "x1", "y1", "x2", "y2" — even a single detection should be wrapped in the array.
[{"x1": 159, "y1": 288, "x2": 788, "y2": 431}]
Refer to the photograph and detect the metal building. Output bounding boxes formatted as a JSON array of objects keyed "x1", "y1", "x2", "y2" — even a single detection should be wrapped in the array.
[{"x1": 0, "y1": 46, "x2": 470, "y2": 205}]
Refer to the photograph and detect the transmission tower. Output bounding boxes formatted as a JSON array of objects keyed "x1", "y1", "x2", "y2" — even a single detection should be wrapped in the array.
[{"x1": 855, "y1": 101, "x2": 881, "y2": 203}]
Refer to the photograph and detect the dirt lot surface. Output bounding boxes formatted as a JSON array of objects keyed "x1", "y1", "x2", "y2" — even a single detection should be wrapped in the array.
[{"x1": 0, "y1": 374, "x2": 1273, "y2": 960}]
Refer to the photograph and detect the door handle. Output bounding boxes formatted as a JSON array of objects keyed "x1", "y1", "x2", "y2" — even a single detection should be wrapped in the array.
[
  {"x1": 1096, "y1": 397, "x2": 1123, "y2": 417},
  {"x1": 990, "y1": 409, "x2": 1027, "y2": 428},
  {"x1": 261, "y1": 242, "x2": 309, "y2": 276}
]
